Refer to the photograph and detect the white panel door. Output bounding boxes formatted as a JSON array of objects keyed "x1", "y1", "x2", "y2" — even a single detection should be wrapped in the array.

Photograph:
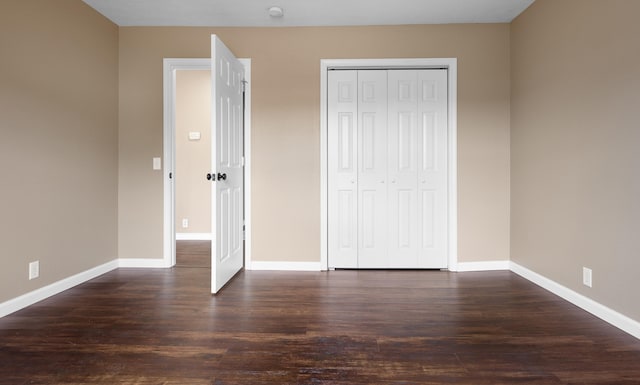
[
  {"x1": 417, "y1": 70, "x2": 448, "y2": 268},
  {"x1": 387, "y1": 70, "x2": 419, "y2": 267},
  {"x1": 357, "y1": 70, "x2": 389, "y2": 268},
  {"x1": 211, "y1": 35, "x2": 244, "y2": 293},
  {"x1": 328, "y1": 70, "x2": 358, "y2": 268}
]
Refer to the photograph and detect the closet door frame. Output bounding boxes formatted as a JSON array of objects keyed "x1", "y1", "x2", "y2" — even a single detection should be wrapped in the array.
[{"x1": 320, "y1": 58, "x2": 458, "y2": 271}]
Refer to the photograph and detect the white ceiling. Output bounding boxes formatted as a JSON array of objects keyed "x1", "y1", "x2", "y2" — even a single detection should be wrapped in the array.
[{"x1": 82, "y1": 0, "x2": 535, "y2": 27}]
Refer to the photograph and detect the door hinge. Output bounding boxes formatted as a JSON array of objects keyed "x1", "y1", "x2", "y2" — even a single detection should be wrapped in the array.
[{"x1": 241, "y1": 80, "x2": 248, "y2": 92}]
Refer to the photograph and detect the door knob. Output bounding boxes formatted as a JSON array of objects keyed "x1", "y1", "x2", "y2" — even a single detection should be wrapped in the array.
[
  {"x1": 217, "y1": 173, "x2": 227, "y2": 181},
  {"x1": 206, "y1": 173, "x2": 215, "y2": 181}
]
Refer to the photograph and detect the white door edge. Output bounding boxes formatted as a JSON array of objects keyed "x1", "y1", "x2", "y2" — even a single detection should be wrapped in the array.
[
  {"x1": 162, "y1": 57, "x2": 252, "y2": 269},
  {"x1": 320, "y1": 58, "x2": 458, "y2": 271}
]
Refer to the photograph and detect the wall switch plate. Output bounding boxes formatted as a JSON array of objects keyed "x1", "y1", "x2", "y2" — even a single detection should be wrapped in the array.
[
  {"x1": 583, "y1": 267, "x2": 592, "y2": 288},
  {"x1": 188, "y1": 131, "x2": 201, "y2": 141},
  {"x1": 153, "y1": 157, "x2": 162, "y2": 170},
  {"x1": 29, "y1": 261, "x2": 39, "y2": 280},
  {"x1": 182, "y1": 218, "x2": 189, "y2": 228}
]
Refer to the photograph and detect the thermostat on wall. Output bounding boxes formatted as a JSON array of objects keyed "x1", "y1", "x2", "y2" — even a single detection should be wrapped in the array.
[{"x1": 188, "y1": 131, "x2": 201, "y2": 141}]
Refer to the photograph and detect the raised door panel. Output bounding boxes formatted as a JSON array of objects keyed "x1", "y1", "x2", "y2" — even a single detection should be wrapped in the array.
[
  {"x1": 357, "y1": 70, "x2": 388, "y2": 268},
  {"x1": 328, "y1": 70, "x2": 358, "y2": 268},
  {"x1": 417, "y1": 69, "x2": 448, "y2": 268}
]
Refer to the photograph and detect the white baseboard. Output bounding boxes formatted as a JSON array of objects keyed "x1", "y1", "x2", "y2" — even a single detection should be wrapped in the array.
[
  {"x1": 118, "y1": 258, "x2": 170, "y2": 268},
  {"x1": 176, "y1": 233, "x2": 212, "y2": 241},
  {"x1": 510, "y1": 261, "x2": 640, "y2": 340},
  {"x1": 455, "y1": 260, "x2": 510, "y2": 272},
  {"x1": 248, "y1": 261, "x2": 322, "y2": 271},
  {"x1": 0, "y1": 259, "x2": 119, "y2": 318}
]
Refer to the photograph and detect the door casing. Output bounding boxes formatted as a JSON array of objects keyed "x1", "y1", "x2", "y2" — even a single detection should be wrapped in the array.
[
  {"x1": 320, "y1": 58, "x2": 458, "y2": 271},
  {"x1": 162, "y1": 58, "x2": 252, "y2": 268}
]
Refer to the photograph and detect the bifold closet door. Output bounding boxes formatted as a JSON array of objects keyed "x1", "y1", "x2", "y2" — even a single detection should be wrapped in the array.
[
  {"x1": 328, "y1": 68, "x2": 448, "y2": 269},
  {"x1": 328, "y1": 70, "x2": 388, "y2": 269},
  {"x1": 387, "y1": 70, "x2": 448, "y2": 268}
]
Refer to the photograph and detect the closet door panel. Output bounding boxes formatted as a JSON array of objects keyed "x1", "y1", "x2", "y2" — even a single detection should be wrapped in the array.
[
  {"x1": 417, "y1": 69, "x2": 448, "y2": 268},
  {"x1": 357, "y1": 70, "x2": 388, "y2": 268},
  {"x1": 328, "y1": 71, "x2": 358, "y2": 268},
  {"x1": 387, "y1": 70, "x2": 419, "y2": 267}
]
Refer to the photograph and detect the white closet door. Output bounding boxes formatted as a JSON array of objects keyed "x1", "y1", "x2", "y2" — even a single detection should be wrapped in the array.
[
  {"x1": 328, "y1": 71, "x2": 358, "y2": 268},
  {"x1": 417, "y1": 69, "x2": 448, "y2": 268},
  {"x1": 387, "y1": 70, "x2": 419, "y2": 267},
  {"x1": 357, "y1": 70, "x2": 388, "y2": 268},
  {"x1": 328, "y1": 68, "x2": 449, "y2": 270}
]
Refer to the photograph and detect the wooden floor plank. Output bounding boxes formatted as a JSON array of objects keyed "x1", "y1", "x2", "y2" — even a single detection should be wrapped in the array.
[{"x1": 1, "y1": 245, "x2": 639, "y2": 384}]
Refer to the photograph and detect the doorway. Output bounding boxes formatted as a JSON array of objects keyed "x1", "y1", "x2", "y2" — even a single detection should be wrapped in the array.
[
  {"x1": 174, "y1": 69, "x2": 212, "y2": 268},
  {"x1": 320, "y1": 58, "x2": 458, "y2": 271},
  {"x1": 162, "y1": 57, "x2": 252, "y2": 276}
]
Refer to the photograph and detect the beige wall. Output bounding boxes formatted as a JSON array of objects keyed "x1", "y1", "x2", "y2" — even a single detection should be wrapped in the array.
[
  {"x1": 175, "y1": 70, "x2": 211, "y2": 234},
  {"x1": 3, "y1": 0, "x2": 637, "y2": 328},
  {"x1": 118, "y1": 25, "x2": 511, "y2": 263},
  {"x1": 0, "y1": 1, "x2": 118, "y2": 302},
  {"x1": 511, "y1": 0, "x2": 640, "y2": 321}
]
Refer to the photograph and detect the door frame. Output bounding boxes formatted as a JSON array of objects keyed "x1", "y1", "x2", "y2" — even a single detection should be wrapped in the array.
[
  {"x1": 320, "y1": 58, "x2": 458, "y2": 271},
  {"x1": 162, "y1": 58, "x2": 252, "y2": 268}
]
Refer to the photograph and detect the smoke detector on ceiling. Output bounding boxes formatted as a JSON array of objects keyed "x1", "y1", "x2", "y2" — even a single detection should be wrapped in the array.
[{"x1": 268, "y1": 6, "x2": 284, "y2": 18}]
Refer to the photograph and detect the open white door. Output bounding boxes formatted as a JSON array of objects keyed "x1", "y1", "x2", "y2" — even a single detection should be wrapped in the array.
[{"x1": 210, "y1": 35, "x2": 245, "y2": 294}]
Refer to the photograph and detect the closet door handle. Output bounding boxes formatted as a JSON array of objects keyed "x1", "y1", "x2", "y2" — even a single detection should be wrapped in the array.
[
  {"x1": 206, "y1": 173, "x2": 215, "y2": 181},
  {"x1": 217, "y1": 173, "x2": 227, "y2": 181}
]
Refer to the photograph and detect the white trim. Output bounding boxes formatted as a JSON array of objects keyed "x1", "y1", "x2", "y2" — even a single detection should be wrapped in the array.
[
  {"x1": 446, "y1": 60, "x2": 459, "y2": 272},
  {"x1": 320, "y1": 58, "x2": 458, "y2": 271},
  {"x1": 510, "y1": 262, "x2": 640, "y2": 340},
  {"x1": 320, "y1": 60, "x2": 329, "y2": 270},
  {"x1": 240, "y1": 58, "x2": 253, "y2": 270},
  {"x1": 176, "y1": 232, "x2": 212, "y2": 241},
  {"x1": 247, "y1": 261, "x2": 322, "y2": 271},
  {"x1": 0, "y1": 260, "x2": 119, "y2": 318},
  {"x1": 162, "y1": 58, "x2": 252, "y2": 270},
  {"x1": 456, "y1": 260, "x2": 510, "y2": 272},
  {"x1": 320, "y1": 63, "x2": 328, "y2": 271},
  {"x1": 118, "y1": 258, "x2": 170, "y2": 268}
]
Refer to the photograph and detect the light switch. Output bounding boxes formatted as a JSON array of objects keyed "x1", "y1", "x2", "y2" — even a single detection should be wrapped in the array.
[
  {"x1": 153, "y1": 157, "x2": 162, "y2": 170},
  {"x1": 188, "y1": 131, "x2": 201, "y2": 141}
]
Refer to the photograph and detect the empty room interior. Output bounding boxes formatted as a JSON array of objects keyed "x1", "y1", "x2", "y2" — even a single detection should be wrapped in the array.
[{"x1": 1, "y1": 0, "x2": 639, "y2": 383}]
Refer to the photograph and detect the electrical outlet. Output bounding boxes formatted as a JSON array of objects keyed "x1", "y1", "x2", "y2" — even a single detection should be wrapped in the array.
[
  {"x1": 29, "y1": 261, "x2": 39, "y2": 280},
  {"x1": 583, "y1": 267, "x2": 592, "y2": 288},
  {"x1": 182, "y1": 218, "x2": 189, "y2": 228}
]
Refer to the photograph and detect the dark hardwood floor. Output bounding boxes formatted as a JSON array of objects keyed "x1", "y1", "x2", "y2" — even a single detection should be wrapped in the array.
[
  {"x1": 176, "y1": 240, "x2": 212, "y2": 268},
  {"x1": 1, "y1": 245, "x2": 639, "y2": 384}
]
